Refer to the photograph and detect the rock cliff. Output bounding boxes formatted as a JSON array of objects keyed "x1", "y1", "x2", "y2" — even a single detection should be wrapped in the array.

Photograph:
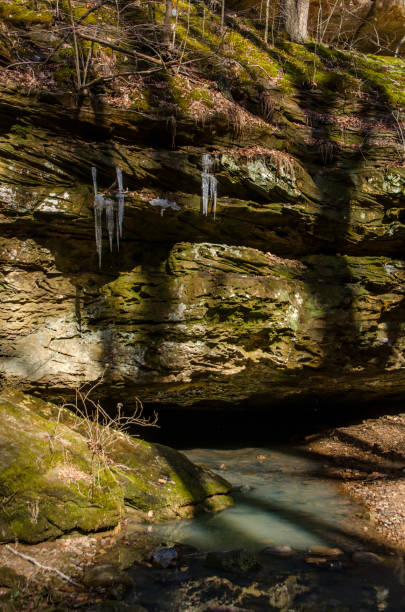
[{"x1": 0, "y1": 24, "x2": 404, "y2": 410}]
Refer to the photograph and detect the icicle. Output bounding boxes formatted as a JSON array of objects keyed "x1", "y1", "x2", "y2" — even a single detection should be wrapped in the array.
[
  {"x1": 92, "y1": 166, "x2": 98, "y2": 195},
  {"x1": 91, "y1": 166, "x2": 126, "y2": 267},
  {"x1": 116, "y1": 166, "x2": 125, "y2": 247},
  {"x1": 116, "y1": 165, "x2": 123, "y2": 193},
  {"x1": 105, "y1": 197, "x2": 115, "y2": 252},
  {"x1": 201, "y1": 154, "x2": 217, "y2": 219},
  {"x1": 209, "y1": 174, "x2": 217, "y2": 220},
  {"x1": 202, "y1": 153, "x2": 214, "y2": 173},
  {"x1": 149, "y1": 198, "x2": 180, "y2": 215},
  {"x1": 92, "y1": 167, "x2": 103, "y2": 267},
  {"x1": 94, "y1": 194, "x2": 105, "y2": 268},
  {"x1": 202, "y1": 172, "x2": 210, "y2": 216}
]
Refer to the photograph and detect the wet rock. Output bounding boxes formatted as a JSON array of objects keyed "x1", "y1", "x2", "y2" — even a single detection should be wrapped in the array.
[
  {"x1": 262, "y1": 544, "x2": 295, "y2": 557},
  {"x1": 205, "y1": 549, "x2": 260, "y2": 573},
  {"x1": 268, "y1": 575, "x2": 307, "y2": 609},
  {"x1": 327, "y1": 560, "x2": 344, "y2": 570},
  {"x1": 233, "y1": 484, "x2": 255, "y2": 493},
  {"x1": 82, "y1": 564, "x2": 134, "y2": 589},
  {"x1": 151, "y1": 547, "x2": 178, "y2": 568},
  {"x1": 352, "y1": 551, "x2": 384, "y2": 565},
  {"x1": 305, "y1": 556, "x2": 329, "y2": 566},
  {"x1": 153, "y1": 569, "x2": 190, "y2": 584},
  {"x1": 305, "y1": 557, "x2": 344, "y2": 570},
  {"x1": 308, "y1": 546, "x2": 344, "y2": 557},
  {"x1": 173, "y1": 543, "x2": 199, "y2": 560}
]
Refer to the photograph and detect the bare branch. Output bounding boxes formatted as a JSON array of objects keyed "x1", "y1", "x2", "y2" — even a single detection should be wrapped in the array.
[
  {"x1": 5, "y1": 545, "x2": 81, "y2": 587},
  {"x1": 82, "y1": 67, "x2": 163, "y2": 89},
  {"x1": 77, "y1": 32, "x2": 167, "y2": 66}
]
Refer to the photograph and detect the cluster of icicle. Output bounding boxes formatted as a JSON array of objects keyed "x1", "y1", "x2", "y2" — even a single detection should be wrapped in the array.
[
  {"x1": 92, "y1": 166, "x2": 125, "y2": 267},
  {"x1": 201, "y1": 153, "x2": 217, "y2": 220}
]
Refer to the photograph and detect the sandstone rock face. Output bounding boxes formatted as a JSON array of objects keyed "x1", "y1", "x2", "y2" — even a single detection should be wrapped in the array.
[{"x1": 0, "y1": 46, "x2": 404, "y2": 410}]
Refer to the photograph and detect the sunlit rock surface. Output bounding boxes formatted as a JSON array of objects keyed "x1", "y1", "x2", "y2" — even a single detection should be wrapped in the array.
[{"x1": 0, "y1": 45, "x2": 404, "y2": 410}]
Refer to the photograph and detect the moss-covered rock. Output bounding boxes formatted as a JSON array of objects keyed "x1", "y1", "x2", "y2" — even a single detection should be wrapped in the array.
[{"x1": 0, "y1": 391, "x2": 232, "y2": 543}]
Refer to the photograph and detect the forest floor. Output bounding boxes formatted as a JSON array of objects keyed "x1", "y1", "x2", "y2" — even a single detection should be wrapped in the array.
[{"x1": 305, "y1": 407, "x2": 405, "y2": 554}]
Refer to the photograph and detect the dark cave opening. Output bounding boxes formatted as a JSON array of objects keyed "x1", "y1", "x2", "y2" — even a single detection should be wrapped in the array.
[{"x1": 138, "y1": 393, "x2": 405, "y2": 448}]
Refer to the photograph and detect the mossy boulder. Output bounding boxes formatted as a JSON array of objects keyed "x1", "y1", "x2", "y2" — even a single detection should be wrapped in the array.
[
  {"x1": 109, "y1": 436, "x2": 233, "y2": 520},
  {"x1": 0, "y1": 391, "x2": 232, "y2": 543}
]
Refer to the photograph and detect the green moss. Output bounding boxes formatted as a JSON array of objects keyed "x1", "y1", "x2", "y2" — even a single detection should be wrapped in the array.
[
  {"x1": 130, "y1": 93, "x2": 151, "y2": 112},
  {"x1": 357, "y1": 63, "x2": 405, "y2": 106},
  {"x1": 166, "y1": 75, "x2": 215, "y2": 113},
  {"x1": 0, "y1": 391, "x2": 232, "y2": 540},
  {"x1": 58, "y1": 46, "x2": 74, "y2": 60},
  {"x1": 54, "y1": 67, "x2": 74, "y2": 87},
  {"x1": 104, "y1": 436, "x2": 232, "y2": 520},
  {"x1": 226, "y1": 31, "x2": 279, "y2": 79},
  {"x1": 305, "y1": 42, "x2": 351, "y2": 64},
  {"x1": 0, "y1": 2, "x2": 52, "y2": 24}
]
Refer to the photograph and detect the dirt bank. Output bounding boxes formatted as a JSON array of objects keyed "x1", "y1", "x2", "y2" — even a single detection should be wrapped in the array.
[{"x1": 305, "y1": 409, "x2": 405, "y2": 553}]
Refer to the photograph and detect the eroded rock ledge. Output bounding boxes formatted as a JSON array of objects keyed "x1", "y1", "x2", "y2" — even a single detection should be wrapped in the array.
[
  {"x1": 1, "y1": 236, "x2": 405, "y2": 406},
  {"x1": 0, "y1": 54, "x2": 404, "y2": 410}
]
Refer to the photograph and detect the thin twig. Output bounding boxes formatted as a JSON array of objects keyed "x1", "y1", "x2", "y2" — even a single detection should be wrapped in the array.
[
  {"x1": 43, "y1": 0, "x2": 111, "y2": 64},
  {"x1": 5, "y1": 545, "x2": 81, "y2": 587},
  {"x1": 176, "y1": 0, "x2": 191, "y2": 74},
  {"x1": 77, "y1": 33, "x2": 166, "y2": 67},
  {"x1": 82, "y1": 67, "x2": 162, "y2": 89}
]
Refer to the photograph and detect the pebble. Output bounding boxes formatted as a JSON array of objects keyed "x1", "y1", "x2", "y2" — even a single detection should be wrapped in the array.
[
  {"x1": 305, "y1": 557, "x2": 344, "y2": 570},
  {"x1": 151, "y1": 547, "x2": 178, "y2": 568},
  {"x1": 308, "y1": 546, "x2": 344, "y2": 558},
  {"x1": 305, "y1": 556, "x2": 328, "y2": 566},
  {"x1": 263, "y1": 545, "x2": 295, "y2": 557},
  {"x1": 233, "y1": 484, "x2": 254, "y2": 493},
  {"x1": 352, "y1": 551, "x2": 384, "y2": 565}
]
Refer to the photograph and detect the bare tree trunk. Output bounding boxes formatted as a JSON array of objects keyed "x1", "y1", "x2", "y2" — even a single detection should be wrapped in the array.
[
  {"x1": 276, "y1": 0, "x2": 310, "y2": 43},
  {"x1": 353, "y1": 0, "x2": 377, "y2": 45},
  {"x1": 163, "y1": 0, "x2": 173, "y2": 45},
  {"x1": 147, "y1": 0, "x2": 156, "y2": 25},
  {"x1": 264, "y1": 0, "x2": 270, "y2": 43},
  {"x1": 67, "y1": 0, "x2": 82, "y2": 88},
  {"x1": 221, "y1": 0, "x2": 225, "y2": 28},
  {"x1": 172, "y1": 0, "x2": 180, "y2": 45}
]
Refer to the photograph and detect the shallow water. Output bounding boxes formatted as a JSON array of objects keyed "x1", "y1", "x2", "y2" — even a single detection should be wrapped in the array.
[{"x1": 152, "y1": 446, "x2": 360, "y2": 552}]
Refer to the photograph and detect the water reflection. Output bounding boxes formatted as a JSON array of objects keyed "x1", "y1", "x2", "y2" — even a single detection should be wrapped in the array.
[{"x1": 152, "y1": 447, "x2": 360, "y2": 552}]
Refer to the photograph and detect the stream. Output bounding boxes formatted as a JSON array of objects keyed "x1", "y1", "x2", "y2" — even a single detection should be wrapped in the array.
[
  {"x1": 152, "y1": 446, "x2": 360, "y2": 552},
  {"x1": 114, "y1": 446, "x2": 405, "y2": 611}
]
